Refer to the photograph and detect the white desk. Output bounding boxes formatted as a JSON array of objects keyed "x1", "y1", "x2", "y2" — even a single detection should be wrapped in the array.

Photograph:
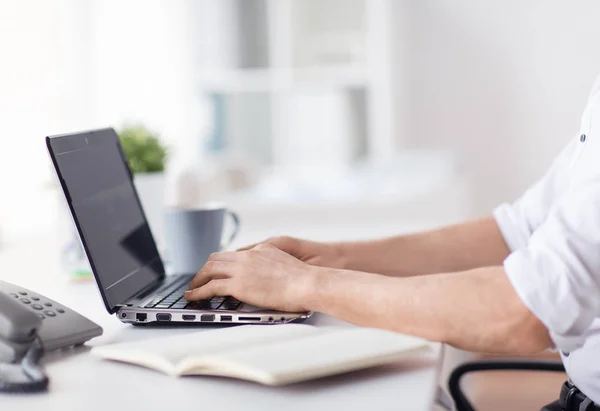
[{"x1": 0, "y1": 226, "x2": 445, "y2": 411}]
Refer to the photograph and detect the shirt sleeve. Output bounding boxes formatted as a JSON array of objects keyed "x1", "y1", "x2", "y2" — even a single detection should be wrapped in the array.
[
  {"x1": 502, "y1": 178, "x2": 600, "y2": 352},
  {"x1": 493, "y1": 140, "x2": 577, "y2": 252}
]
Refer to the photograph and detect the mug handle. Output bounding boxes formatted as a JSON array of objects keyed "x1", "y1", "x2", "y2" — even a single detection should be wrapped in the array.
[{"x1": 220, "y1": 211, "x2": 241, "y2": 250}]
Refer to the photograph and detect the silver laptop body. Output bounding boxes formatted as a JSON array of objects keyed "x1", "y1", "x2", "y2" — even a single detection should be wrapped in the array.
[{"x1": 46, "y1": 128, "x2": 311, "y2": 325}]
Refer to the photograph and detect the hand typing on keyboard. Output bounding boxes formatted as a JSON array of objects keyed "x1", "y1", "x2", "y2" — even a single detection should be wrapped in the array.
[
  {"x1": 143, "y1": 279, "x2": 243, "y2": 311},
  {"x1": 184, "y1": 244, "x2": 320, "y2": 313}
]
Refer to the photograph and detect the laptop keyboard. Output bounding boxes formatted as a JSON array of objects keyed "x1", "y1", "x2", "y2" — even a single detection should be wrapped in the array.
[{"x1": 141, "y1": 276, "x2": 242, "y2": 311}]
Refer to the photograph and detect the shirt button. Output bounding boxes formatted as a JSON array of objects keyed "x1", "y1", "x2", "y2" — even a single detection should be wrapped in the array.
[
  {"x1": 562, "y1": 350, "x2": 570, "y2": 357},
  {"x1": 580, "y1": 134, "x2": 587, "y2": 142}
]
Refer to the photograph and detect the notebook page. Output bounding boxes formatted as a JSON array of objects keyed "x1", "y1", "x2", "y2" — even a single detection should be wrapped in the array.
[
  {"x1": 184, "y1": 328, "x2": 430, "y2": 385},
  {"x1": 92, "y1": 323, "x2": 320, "y2": 374}
]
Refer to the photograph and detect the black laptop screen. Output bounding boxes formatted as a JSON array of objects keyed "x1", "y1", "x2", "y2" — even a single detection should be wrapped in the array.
[{"x1": 47, "y1": 129, "x2": 164, "y2": 312}]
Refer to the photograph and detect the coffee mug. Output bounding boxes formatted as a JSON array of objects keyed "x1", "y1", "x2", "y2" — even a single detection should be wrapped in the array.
[{"x1": 164, "y1": 204, "x2": 240, "y2": 274}]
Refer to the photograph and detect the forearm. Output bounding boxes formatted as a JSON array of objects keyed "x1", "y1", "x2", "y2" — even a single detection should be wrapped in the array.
[
  {"x1": 335, "y1": 217, "x2": 511, "y2": 277},
  {"x1": 305, "y1": 266, "x2": 552, "y2": 354}
]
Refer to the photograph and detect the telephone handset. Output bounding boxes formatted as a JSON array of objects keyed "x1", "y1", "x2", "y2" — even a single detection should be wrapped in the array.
[
  {"x1": 0, "y1": 291, "x2": 47, "y2": 392},
  {"x1": 0, "y1": 281, "x2": 103, "y2": 393}
]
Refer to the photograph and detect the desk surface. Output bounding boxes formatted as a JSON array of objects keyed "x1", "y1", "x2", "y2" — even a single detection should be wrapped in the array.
[{"x1": 0, "y1": 230, "x2": 443, "y2": 411}]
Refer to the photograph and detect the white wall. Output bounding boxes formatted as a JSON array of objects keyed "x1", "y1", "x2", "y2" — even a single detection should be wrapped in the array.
[
  {"x1": 396, "y1": 1, "x2": 600, "y2": 215},
  {"x1": 87, "y1": 0, "x2": 198, "y2": 149},
  {"x1": 0, "y1": 0, "x2": 206, "y2": 241},
  {"x1": 0, "y1": 0, "x2": 64, "y2": 239}
]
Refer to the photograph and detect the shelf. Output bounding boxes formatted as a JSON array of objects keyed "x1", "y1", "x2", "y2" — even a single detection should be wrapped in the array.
[
  {"x1": 197, "y1": 66, "x2": 368, "y2": 93},
  {"x1": 190, "y1": 0, "x2": 396, "y2": 168}
]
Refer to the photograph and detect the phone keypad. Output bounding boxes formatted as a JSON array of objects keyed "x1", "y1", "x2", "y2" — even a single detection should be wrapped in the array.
[{"x1": 12, "y1": 290, "x2": 66, "y2": 320}]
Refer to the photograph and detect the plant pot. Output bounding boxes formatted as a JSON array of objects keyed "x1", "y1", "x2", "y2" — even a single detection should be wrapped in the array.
[{"x1": 134, "y1": 172, "x2": 166, "y2": 254}]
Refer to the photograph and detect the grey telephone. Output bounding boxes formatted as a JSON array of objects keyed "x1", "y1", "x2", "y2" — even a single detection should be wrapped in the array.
[{"x1": 0, "y1": 280, "x2": 103, "y2": 392}]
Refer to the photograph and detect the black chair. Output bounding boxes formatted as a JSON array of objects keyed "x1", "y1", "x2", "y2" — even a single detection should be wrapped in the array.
[{"x1": 448, "y1": 359, "x2": 566, "y2": 411}]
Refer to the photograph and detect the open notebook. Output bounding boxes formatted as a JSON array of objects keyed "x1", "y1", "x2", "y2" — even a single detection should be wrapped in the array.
[{"x1": 92, "y1": 324, "x2": 430, "y2": 386}]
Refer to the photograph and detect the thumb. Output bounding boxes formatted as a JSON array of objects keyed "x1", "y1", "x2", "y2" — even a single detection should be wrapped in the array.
[
  {"x1": 264, "y1": 236, "x2": 300, "y2": 253},
  {"x1": 236, "y1": 242, "x2": 259, "y2": 252},
  {"x1": 237, "y1": 236, "x2": 299, "y2": 253}
]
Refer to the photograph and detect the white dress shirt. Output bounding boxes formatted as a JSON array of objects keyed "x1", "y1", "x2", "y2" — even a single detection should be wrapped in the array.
[{"x1": 494, "y1": 75, "x2": 600, "y2": 402}]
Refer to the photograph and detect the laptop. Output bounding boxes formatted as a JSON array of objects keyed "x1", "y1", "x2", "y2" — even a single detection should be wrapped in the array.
[{"x1": 46, "y1": 128, "x2": 311, "y2": 325}]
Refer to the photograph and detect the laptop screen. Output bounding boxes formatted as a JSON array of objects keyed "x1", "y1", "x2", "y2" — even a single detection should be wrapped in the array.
[{"x1": 47, "y1": 128, "x2": 164, "y2": 312}]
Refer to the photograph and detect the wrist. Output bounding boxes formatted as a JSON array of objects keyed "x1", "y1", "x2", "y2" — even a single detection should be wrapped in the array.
[
  {"x1": 330, "y1": 242, "x2": 350, "y2": 270},
  {"x1": 300, "y1": 266, "x2": 341, "y2": 313}
]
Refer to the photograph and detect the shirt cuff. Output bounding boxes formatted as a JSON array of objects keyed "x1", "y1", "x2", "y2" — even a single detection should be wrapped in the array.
[
  {"x1": 493, "y1": 203, "x2": 530, "y2": 252},
  {"x1": 503, "y1": 249, "x2": 593, "y2": 352}
]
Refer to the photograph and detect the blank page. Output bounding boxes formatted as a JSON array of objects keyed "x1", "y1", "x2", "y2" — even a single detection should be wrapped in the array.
[
  {"x1": 184, "y1": 327, "x2": 430, "y2": 385},
  {"x1": 93, "y1": 324, "x2": 321, "y2": 367}
]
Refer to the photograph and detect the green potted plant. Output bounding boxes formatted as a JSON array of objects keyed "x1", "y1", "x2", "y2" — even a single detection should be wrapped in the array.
[
  {"x1": 118, "y1": 124, "x2": 168, "y2": 174},
  {"x1": 117, "y1": 124, "x2": 169, "y2": 249}
]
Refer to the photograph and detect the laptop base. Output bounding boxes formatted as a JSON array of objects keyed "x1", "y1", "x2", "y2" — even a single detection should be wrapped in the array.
[{"x1": 116, "y1": 307, "x2": 312, "y2": 325}]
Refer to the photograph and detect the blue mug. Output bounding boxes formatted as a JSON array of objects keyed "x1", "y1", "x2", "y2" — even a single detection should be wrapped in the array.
[{"x1": 164, "y1": 204, "x2": 240, "y2": 274}]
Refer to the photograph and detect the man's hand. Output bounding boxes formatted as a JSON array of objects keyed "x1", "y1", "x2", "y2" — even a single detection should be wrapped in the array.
[
  {"x1": 238, "y1": 236, "x2": 346, "y2": 269},
  {"x1": 184, "y1": 244, "x2": 320, "y2": 312}
]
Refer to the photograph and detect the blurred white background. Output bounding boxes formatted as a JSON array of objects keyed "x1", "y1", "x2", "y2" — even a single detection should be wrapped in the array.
[{"x1": 0, "y1": 0, "x2": 599, "y2": 245}]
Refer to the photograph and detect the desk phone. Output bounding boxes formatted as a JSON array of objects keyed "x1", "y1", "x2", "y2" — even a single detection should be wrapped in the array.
[{"x1": 0, "y1": 280, "x2": 102, "y2": 354}]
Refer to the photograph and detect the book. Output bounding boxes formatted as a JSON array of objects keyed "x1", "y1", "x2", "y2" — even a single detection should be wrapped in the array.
[{"x1": 91, "y1": 323, "x2": 430, "y2": 386}]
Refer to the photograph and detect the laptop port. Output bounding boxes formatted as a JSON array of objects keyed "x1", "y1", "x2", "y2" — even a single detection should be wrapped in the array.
[
  {"x1": 136, "y1": 313, "x2": 147, "y2": 322},
  {"x1": 156, "y1": 313, "x2": 171, "y2": 322},
  {"x1": 220, "y1": 315, "x2": 232, "y2": 322},
  {"x1": 239, "y1": 316, "x2": 261, "y2": 322},
  {"x1": 182, "y1": 314, "x2": 196, "y2": 321},
  {"x1": 200, "y1": 314, "x2": 215, "y2": 322}
]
